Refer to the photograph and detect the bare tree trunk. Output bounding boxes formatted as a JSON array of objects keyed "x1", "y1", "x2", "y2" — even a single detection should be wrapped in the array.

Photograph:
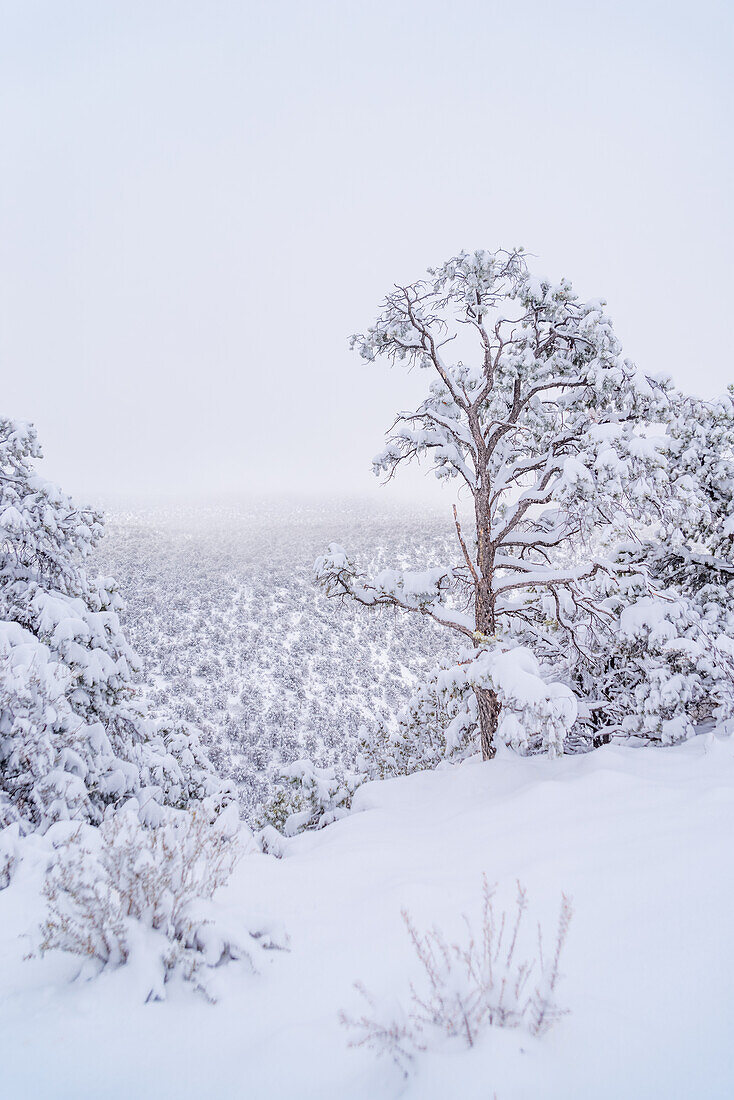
[
  {"x1": 471, "y1": 481, "x2": 500, "y2": 762},
  {"x1": 475, "y1": 685, "x2": 499, "y2": 760}
]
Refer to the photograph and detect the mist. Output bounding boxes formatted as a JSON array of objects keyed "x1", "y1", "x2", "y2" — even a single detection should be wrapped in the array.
[{"x1": 1, "y1": 0, "x2": 732, "y2": 506}]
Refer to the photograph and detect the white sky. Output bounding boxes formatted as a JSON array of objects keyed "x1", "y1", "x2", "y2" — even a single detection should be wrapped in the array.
[{"x1": 1, "y1": 0, "x2": 732, "y2": 505}]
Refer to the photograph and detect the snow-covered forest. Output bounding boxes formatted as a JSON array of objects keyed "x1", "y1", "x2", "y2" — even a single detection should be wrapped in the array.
[
  {"x1": 2, "y1": 3, "x2": 733, "y2": 1097},
  {"x1": 93, "y1": 502, "x2": 458, "y2": 817},
  {"x1": 3, "y1": 246, "x2": 734, "y2": 1097}
]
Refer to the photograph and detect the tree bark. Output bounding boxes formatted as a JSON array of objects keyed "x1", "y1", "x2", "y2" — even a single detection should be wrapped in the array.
[
  {"x1": 475, "y1": 685, "x2": 500, "y2": 761},
  {"x1": 471, "y1": 482, "x2": 500, "y2": 762}
]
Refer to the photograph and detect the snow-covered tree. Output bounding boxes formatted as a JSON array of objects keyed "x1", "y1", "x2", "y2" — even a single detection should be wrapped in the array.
[
  {"x1": 316, "y1": 249, "x2": 675, "y2": 758},
  {"x1": 571, "y1": 390, "x2": 734, "y2": 743},
  {"x1": 0, "y1": 417, "x2": 230, "y2": 832}
]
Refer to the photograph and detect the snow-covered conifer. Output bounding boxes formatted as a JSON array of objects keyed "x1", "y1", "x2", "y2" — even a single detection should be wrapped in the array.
[
  {"x1": 0, "y1": 418, "x2": 230, "y2": 832},
  {"x1": 572, "y1": 391, "x2": 734, "y2": 743},
  {"x1": 316, "y1": 250, "x2": 675, "y2": 757}
]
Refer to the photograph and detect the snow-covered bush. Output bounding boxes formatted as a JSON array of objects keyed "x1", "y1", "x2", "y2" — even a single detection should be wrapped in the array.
[
  {"x1": 613, "y1": 595, "x2": 713, "y2": 742},
  {"x1": 663, "y1": 389, "x2": 734, "y2": 561},
  {"x1": 0, "y1": 822, "x2": 19, "y2": 889},
  {"x1": 587, "y1": 584, "x2": 734, "y2": 744},
  {"x1": 39, "y1": 806, "x2": 262, "y2": 1001},
  {"x1": 341, "y1": 878, "x2": 573, "y2": 1076},
  {"x1": 607, "y1": 394, "x2": 734, "y2": 740},
  {"x1": 468, "y1": 646, "x2": 577, "y2": 758},
  {"x1": 258, "y1": 759, "x2": 362, "y2": 836},
  {"x1": 0, "y1": 417, "x2": 231, "y2": 833},
  {"x1": 356, "y1": 675, "x2": 477, "y2": 781},
  {"x1": 555, "y1": 392, "x2": 734, "y2": 746}
]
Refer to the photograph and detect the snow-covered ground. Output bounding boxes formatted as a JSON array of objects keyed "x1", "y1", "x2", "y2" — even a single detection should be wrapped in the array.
[{"x1": 1, "y1": 732, "x2": 732, "y2": 1099}]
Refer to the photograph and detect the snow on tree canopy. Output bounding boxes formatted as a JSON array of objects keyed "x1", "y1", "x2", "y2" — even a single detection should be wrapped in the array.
[
  {"x1": 317, "y1": 247, "x2": 683, "y2": 759},
  {"x1": 544, "y1": 387, "x2": 734, "y2": 749},
  {"x1": 0, "y1": 417, "x2": 232, "y2": 832}
]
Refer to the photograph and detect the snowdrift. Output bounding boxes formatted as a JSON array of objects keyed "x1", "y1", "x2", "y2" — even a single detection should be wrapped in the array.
[{"x1": 1, "y1": 733, "x2": 733, "y2": 1099}]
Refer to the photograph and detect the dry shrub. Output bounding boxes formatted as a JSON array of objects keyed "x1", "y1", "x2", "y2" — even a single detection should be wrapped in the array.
[
  {"x1": 341, "y1": 877, "x2": 573, "y2": 1075},
  {"x1": 40, "y1": 808, "x2": 253, "y2": 1000}
]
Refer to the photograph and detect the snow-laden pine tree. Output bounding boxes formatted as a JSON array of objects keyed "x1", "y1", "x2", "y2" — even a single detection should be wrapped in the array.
[
  {"x1": 0, "y1": 418, "x2": 230, "y2": 832},
  {"x1": 571, "y1": 389, "x2": 734, "y2": 743},
  {"x1": 316, "y1": 249, "x2": 677, "y2": 758}
]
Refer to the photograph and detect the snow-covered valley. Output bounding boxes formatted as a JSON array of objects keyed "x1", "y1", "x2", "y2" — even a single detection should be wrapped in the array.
[
  {"x1": 4, "y1": 2, "x2": 732, "y2": 1094},
  {"x1": 92, "y1": 502, "x2": 460, "y2": 820}
]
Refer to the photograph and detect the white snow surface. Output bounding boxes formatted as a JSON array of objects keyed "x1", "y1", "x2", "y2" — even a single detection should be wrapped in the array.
[{"x1": 1, "y1": 733, "x2": 733, "y2": 1099}]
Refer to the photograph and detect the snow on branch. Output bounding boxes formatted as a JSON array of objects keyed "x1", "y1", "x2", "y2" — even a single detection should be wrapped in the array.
[
  {"x1": 436, "y1": 644, "x2": 578, "y2": 757},
  {"x1": 313, "y1": 544, "x2": 475, "y2": 638}
]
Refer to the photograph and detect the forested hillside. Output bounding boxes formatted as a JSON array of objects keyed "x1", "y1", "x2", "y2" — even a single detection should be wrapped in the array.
[{"x1": 93, "y1": 502, "x2": 458, "y2": 816}]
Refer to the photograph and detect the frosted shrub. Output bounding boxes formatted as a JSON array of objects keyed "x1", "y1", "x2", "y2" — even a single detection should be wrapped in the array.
[
  {"x1": 489, "y1": 648, "x2": 578, "y2": 758},
  {"x1": 40, "y1": 808, "x2": 252, "y2": 1000},
  {"x1": 258, "y1": 759, "x2": 361, "y2": 836},
  {"x1": 256, "y1": 783, "x2": 311, "y2": 836},
  {"x1": 563, "y1": 393, "x2": 734, "y2": 745},
  {"x1": 357, "y1": 674, "x2": 477, "y2": 781},
  {"x1": 572, "y1": 565, "x2": 734, "y2": 745},
  {"x1": 341, "y1": 879, "x2": 573, "y2": 1076}
]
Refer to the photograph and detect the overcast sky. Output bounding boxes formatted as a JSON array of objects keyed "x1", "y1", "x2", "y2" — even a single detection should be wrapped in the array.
[{"x1": 1, "y1": 0, "x2": 732, "y2": 506}]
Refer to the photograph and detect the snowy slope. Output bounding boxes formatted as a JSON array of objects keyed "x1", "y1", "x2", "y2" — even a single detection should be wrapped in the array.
[
  {"x1": 1, "y1": 734, "x2": 733, "y2": 1099},
  {"x1": 92, "y1": 503, "x2": 459, "y2": 817}
]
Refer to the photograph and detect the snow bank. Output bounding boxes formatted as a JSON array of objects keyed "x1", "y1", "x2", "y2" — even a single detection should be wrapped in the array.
[{"x1": 0, "y1": 735, "x2": 733, "y2": 1098}]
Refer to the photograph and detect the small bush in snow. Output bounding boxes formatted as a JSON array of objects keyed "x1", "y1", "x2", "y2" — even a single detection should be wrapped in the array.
[
  {"x1": 0, "y1": 824, "x2": 18, "y2": 889},
  {"x1": 341, "y1": 878, "x2": 573, "y2": 1075},
  {"x1": 258, "y1": 759, "x2": 362, "y2": 836},
  {"x1": 40, "y1": 807, "x2": 252, "y2": 1000},
  {"x1": 356, "y1": 676, "x2": 477, "y2": 781}
]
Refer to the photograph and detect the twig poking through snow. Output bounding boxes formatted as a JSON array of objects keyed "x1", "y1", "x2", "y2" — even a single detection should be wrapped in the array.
[{"x1": 340, "y1": 877, "x2": 573, "y2": 1075}]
